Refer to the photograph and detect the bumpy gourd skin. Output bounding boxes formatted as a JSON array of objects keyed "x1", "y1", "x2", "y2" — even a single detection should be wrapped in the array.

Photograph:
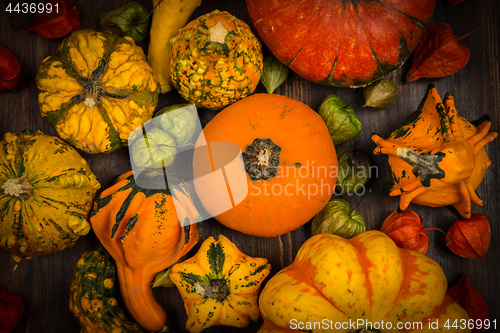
[
  {"x1": 170, "y1": 10, "x2": 263, "y2": 110},
  {"x1": 258, "y1": 231, "x2": 470, "y2": 333},
  {"x1": 36, "y1": 29, "x2": 159, "y2": 154},
  {"x1": 69, "y1": 249, "x2": 145, "y2": 333},
  {"x1": 0, "y1": 130, "x2": 100, "y2": 262}
]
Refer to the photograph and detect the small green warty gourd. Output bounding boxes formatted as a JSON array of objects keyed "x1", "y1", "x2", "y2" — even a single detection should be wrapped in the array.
[
  {"x1": 169, "y1": 10, "x2": 263, "y2": 110},
  {"x1": 69, "y1": 249, "x2": 145, "y2": 333}
]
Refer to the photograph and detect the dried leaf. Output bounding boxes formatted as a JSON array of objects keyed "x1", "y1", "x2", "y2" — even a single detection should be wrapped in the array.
[
  {"x1": 447, "y1": 274, "x2": 488, "y2": 333},
  {"x1": 380, "y1": 209, "x2": 430, "y2": 254},
  {"x1": 406, "y1": 23, "x2": 477, "y2": 82},
  {"x1": 447, "y1": 213, "x2": 490, "y2": 259},
  {"x1": 152, "y1": 255, "x2": 189, "y2": 288},
  {"x1": 27, "y1": 0, "x2": 82, "y2": 39}
]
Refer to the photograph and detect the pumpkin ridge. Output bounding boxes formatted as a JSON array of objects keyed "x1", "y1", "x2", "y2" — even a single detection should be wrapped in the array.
[
  {"x1": 347, "y1": 236, "x2": 377, "y2": 318},
  {"x1": 40, "y1": 95, "x2": 82, "y2": 127},
  {"x1": 283, "y1": 254, "x2": 347, "y2": 316},
  {"x1": 289, "y1": 4, "x2": 332, "y2": 68},
  {"x1": 112, "y1": 189, "x2": 138, "y2": 234},
  {"x1": 353, "y1": 1, "x2": 409, "y2": 84},
  {"x1": 39, "y1": 54, "x2": 88, "y2": 86},
  {"x1": 376, "y1": 0, "x2": 427, "y2": 31},
  {"x1": 91, "y1": 59, "x2": 108, "y2": 81},
  {"x1": 94, "y1": 100, "x2": 122, "y2": 146}
]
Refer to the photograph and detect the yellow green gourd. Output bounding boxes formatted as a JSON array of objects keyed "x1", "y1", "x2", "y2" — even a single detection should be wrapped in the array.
[
  {"x1": 69, "y1": 249, "x2": 145, "y2": 333},
  {"x1": 36, "y1": 29, "x2": 159, "y2": 154},
  {"x1": 170, "y1": 235, "x2": 271, "y2": 333},
  {"x1": 169, "y1": 10, "x2": 263, "y2": 110},
  {"x1": 0, "y1": 130, "x2": 100, "y2": 262}
]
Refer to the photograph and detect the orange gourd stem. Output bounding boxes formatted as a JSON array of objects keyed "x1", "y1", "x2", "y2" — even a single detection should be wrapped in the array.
[{"x1": 90, "y1": 171, "x2": 200, "y2": 332}]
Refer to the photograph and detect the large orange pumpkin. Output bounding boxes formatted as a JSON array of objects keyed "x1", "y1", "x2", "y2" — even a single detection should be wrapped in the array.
[
  {"x1": 192, "y1": 94, "x2": 337, "y2": 237},
  {"x1": 245, "y1": 0, "x2": 435, "y2": 87}
]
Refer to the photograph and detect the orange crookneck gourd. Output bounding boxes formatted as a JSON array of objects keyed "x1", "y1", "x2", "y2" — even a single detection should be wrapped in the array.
[
  {"x1": 90, "y1": 170, "x2": 201, "y2": 332},
  {"x1": 372, "y1": 84, "x2": 497, "y2": 219}
]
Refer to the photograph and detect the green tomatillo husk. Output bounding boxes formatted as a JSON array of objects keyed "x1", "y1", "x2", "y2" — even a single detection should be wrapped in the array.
[
  {"x1": 311, "y1": 199, "x2": 365, "y2": 238},
  {"x1": 130, "y1": 127, "x2": 177, "y2": 168},
  {"x1": 335, "y1": 147, "x2": 373, "y2": 198},
  {"x1": 362, "y1": 79, "x2": 398, "y2": 109},
  {"x1": 260, "y1": 55, "x2": 289, "y2": 94},
  {"x1": 99, "y1": 2, "x2": 150, "y2": 45},
  {"x1": 154, "y1": 104, "x2": 198, "y2": 145},
  {"x1": 319, "y1": 95, "x2": 362, "y2": 146}
]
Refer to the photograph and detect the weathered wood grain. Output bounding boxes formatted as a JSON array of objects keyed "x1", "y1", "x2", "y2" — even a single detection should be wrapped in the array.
[{"x1": 0, "y1": 0, "x2": 499, "y2": 332}]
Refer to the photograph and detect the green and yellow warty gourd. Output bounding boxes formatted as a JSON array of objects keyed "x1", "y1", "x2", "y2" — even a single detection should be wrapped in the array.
[{"x1": 0, "y1": 130, "x2": 100, "y2": 262}]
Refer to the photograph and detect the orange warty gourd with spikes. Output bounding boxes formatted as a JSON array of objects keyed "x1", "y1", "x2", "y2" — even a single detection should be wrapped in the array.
[{"x1": 372, "y1": 85, "x2": 497, "y2": 219}]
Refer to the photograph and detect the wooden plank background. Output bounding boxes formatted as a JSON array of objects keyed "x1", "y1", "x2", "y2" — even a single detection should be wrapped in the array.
[{"x1": 0, "y1": 0, "x2": 499, "y2": 332}]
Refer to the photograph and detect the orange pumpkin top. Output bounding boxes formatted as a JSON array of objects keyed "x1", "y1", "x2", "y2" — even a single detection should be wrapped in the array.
[
  {"x1": 246, "y1": 0, "x2": 435, "y2": 87},
  {"x1": 192, "y1": 93, "x2": 337, "y2": 237}
]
